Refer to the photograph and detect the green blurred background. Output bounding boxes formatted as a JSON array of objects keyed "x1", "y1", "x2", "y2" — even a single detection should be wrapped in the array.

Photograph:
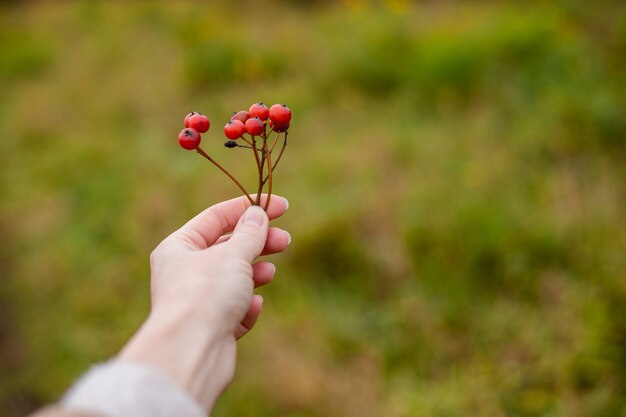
[{"x1": 1, "y1": 1, "x2": 625, "y2": 416}]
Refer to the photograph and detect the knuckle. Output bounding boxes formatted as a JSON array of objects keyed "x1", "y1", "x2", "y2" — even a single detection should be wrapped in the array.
[
  {"x1": 226, "y1": 230, "x2": 264, "y2": 259},
  {"x1": 240, "y1": 229, "x2": 265, "y2": 250}
]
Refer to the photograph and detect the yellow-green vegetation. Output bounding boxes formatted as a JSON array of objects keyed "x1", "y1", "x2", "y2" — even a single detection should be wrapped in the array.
[{"x1": 1, "y1": 1, "x2": 625, "y2": 416}]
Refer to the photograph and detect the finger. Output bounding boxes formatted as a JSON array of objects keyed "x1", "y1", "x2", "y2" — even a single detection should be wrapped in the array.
[
  {"x1": 215, "y1": 227, "x2": 291, "y2": 255},
  {"x1": 262, "y1": 228, "x2": 291, "y2": 255},
  {"x1": 235, "y1": 294, "x2": 263, "y2": 340},
  {"x1": 222, "y1": 205, "x2": 269, "y2": 263},
  {"x1": 172, "y1": 194, "x2": 288, "y2": 249},
  {"x1": 252, "y1": 262, "x2": 276, "y2": 288}
]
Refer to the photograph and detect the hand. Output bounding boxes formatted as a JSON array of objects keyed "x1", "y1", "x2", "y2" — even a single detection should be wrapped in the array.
[
  {"x1": 149, "y1": 194, "x2": 290, "y2": 338},
  {"x1": 118, "y1": 195, "x2": 290, "y2": 411}
]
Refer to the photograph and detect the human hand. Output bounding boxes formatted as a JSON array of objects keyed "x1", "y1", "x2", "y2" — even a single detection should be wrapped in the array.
[
  {"x1": 118, "y1": 195, "x2": 290, "y2": 411},
  {"x1": 149, "y1": 194, "x2": 290, "y2": 338}
]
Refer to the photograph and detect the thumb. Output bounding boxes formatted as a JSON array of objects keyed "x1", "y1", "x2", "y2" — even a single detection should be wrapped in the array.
[{"x1": 223, "y1": 205, "x2": 269, "y2": 263}]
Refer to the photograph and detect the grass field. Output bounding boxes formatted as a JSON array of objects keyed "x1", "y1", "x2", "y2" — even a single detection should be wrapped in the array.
[{"x1": 1, "y1": 1, "x2": 625, "y2": 416}]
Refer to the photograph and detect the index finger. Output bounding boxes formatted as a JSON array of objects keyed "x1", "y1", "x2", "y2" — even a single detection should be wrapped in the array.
[{"x1": 173, "y1": 194, "x2": 288, "y2": 249}]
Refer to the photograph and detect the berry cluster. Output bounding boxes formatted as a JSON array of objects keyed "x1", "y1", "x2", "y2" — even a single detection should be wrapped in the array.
[{"x1": 177, "y1": 103, "x2": 291, "y2": 210}]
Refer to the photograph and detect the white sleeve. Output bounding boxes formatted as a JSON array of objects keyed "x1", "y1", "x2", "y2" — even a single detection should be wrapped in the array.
[{"x1": 61, "y1": 360, "x2": 206, "y2": 417}]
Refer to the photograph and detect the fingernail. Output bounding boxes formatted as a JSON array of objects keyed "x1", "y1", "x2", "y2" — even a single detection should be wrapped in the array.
[
  {"x1": 284, "y1": 231, "x2": 292, "y2": 245},
  {"x1": 258, "y1": 295, "x2": 264, "y2": 305},
  {"x1": 283, "y1": 198, "x2": 289, "y2": 210},
  {"x1": 243, "y1": 206, "x2": 265, "y2": 226}
]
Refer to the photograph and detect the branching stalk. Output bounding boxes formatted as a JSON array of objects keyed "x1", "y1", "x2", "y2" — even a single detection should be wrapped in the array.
[{"x1": 196, "y1": 146, "x2": 254, "y2": 204}]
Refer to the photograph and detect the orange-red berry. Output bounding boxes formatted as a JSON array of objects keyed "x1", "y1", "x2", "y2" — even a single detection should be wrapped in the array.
[
  {"x1": 269, "y1": 104, "x2": 291, "y2": 125},
  {"x1": 248, "y1": 102, "x2": 269, "y2": 121},
  {"x1": 178, "y1": 127, "x2": 201, "y2": 150},
  {"x1": 245, "y1": 117, "x2": 264, "y2": 136},
  {"x1": 230, "y1": 111, "x2": 249, "y2": 124},
  {"x1": 187, "y1": 113, "x2": 210, "y2": 133},
  {"x1": 224, "y1": 120, "x2": 245, "y2": 139},
  {"x1": 184, "y1": 112, "x2": 199, "y2": 128},
  {"x1": 270, "y1": 120, "x2": 290, "y2": 132}
]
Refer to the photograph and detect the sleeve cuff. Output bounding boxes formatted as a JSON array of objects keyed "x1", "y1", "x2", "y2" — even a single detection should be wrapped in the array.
[{"x1": 61, "y1": 360, "x2": 206, "y2": 417}]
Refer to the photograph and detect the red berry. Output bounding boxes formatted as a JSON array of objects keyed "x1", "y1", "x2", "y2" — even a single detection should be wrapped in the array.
[
  {"x1": 230, "y1": 110, "x2": 249, "y2": 123},
  {"x1": 187, "y1": 113, "x2": 210, "y2": 133},
  {"x1": 269, "y1": 104, "x2": 291, "y2": 125},
  {"x1": 248, "y1": 102, "x2": 269, "y2": 121},
  {"x1": 184, "y1": 111, "x2": 199, "y2": 128},
  {"x1": 224, "y1": 120, "x2": 245, "y2": 139},
  {"x1": 270, "y1": 120, "x2": 290, "y2": 132},
  {"x1": 178, "y1": 127, "x2": 201, "y2": 150},
  {"x1": 245, "y1": 117, "x2": 264, "y2": 136}
]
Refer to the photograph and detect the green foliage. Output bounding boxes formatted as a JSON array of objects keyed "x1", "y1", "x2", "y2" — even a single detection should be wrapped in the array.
[
  {"x1": 174, "y1": 15, "x2": 288, "y2": 90},
  {"x1": 288, "y1": 217, "x2": 382, "y2": 295},
  {"x1": 0, "y1": 28, "x2": 51, "y2": 81},
  {"x1": 1, "y1": 1, "x2": 625, "y2": 417},
  {"x1": 184, "y1": 40, "x2": 287, "y2": 90}
]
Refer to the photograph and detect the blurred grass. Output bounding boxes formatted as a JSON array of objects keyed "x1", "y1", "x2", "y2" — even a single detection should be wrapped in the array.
[{"x1": 1, "y1": 1, "x2": 625, "y2": 416}]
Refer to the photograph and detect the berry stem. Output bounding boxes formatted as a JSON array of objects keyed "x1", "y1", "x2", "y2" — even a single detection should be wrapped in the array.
[
  {"x1": 259, "y1": 132, "x2": 267, "y2": 182},
  {"x1": 234, "y1": 143, "x2": 262, "y2": 151},
  {"x1": 240, "y1": 136, "x2": 253, "y2": 147},
  {"x1": 272, "y1": 132, "x2": 288, "y2": 171},
  {"x1": 195, "y1": 146, "x2": 254, "y2": 205},
  {"x1": 269, "y1": 131, "x2": 280, "y2": 153},
  {"x1": 262, "y1": 132, "x2": 287, "y2": 184},
  {"x1": 263, "y1": 136, "x2": 273, "y2": 211},
  {"x1": 251, "y1": 136, "x2": 263, "y2": 206}
]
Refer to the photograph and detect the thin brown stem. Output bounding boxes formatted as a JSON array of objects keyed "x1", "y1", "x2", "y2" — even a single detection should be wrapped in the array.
[
  {"x1": 269, "y1": 130, "x2": 280, "y2": 153},
  {"x1": 262, "y1": 132, "x2": 287, "y2": 184},
  {"x1": 196, "y1": 146, "x2": 254, "y2": 204},
  {"x1": 272, "y1": 132, "x2": 287, "y2": 173},
  {"x1": 240, "y1": 136, "x2": 253, "y2": 147},
  {"x1": 234, "y1": 144, "x2": 261, "y2": 151},
  {"x1": 263, "y1": 137, "x2": 273, "y2": 211},
  {"x1": 259, "y1": 131, "x2": 267, "y2": 183},
  {"x1": 252, "y1": 136, "x2": 263, "y2": 206}
]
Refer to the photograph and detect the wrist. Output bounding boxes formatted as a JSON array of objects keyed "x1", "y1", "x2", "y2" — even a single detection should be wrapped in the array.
[{"x1": 118, "y1": 308, "x2": 236, "y2": 411}]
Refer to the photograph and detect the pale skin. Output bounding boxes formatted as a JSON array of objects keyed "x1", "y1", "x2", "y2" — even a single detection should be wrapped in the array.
[{"x1": 32, "y1": 194, "x2": 290, "y2": 416}]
